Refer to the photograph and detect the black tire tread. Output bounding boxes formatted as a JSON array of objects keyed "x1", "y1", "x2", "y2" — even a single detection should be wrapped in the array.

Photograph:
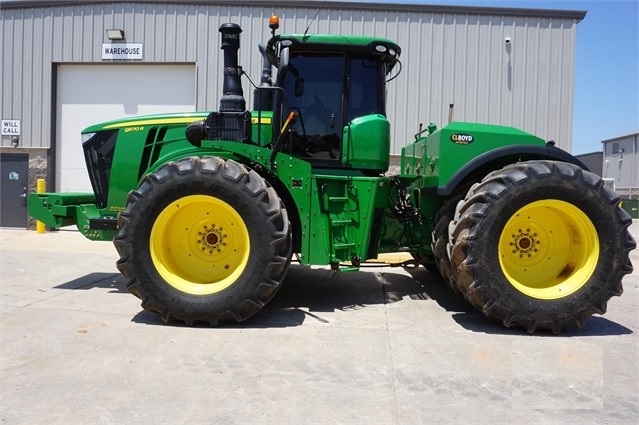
[
  {"x1": 432, "y1": 181, "x2": 475, "y2": 290},
  {"x1": 447, "y1": 160, "x2": 635, "y2": 334},
  {"x1": 114, "y1": 156, "x2": 292, "y2": 326}
]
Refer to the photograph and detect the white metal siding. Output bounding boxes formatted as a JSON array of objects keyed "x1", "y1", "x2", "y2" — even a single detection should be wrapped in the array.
[{"x1": 1, "y1": 2, "x2": 580, "y2": 153}]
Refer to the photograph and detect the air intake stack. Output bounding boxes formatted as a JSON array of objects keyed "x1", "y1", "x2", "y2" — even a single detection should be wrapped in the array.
[
  {"x1": 185, "y1": 23, "x2": 251, "y2": 147},
  {"x1": 219, "y1": 23, "x2": 245, "y2": 112}
]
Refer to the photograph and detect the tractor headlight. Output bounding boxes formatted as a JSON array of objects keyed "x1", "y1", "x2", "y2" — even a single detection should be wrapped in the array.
[{"x1": 81, "y1": 132, "x2": 96, "y2": 144}]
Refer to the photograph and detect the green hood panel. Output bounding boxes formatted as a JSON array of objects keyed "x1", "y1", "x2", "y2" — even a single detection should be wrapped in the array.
[{"x1": 81, "y1": 112, "x2": 209, "y2": 133}]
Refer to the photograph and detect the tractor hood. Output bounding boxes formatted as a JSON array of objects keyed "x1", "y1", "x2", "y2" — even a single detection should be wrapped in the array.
[{"x1": 81, "y1": 112, "x2": 210, "y2": 134}]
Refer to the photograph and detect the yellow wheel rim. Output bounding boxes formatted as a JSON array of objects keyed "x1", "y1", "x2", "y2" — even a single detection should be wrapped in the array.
[
  {"x1": 498, "y1": 200, "x2": 599, "y2": 300},
  {"x1": 150, "y1": 195, "x2": 250, "y2": 295}
]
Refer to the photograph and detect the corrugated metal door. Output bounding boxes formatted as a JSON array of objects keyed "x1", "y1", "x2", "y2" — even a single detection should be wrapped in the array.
[{"x1": 55, "y1": 64, "x2": 196, "y2": 192}]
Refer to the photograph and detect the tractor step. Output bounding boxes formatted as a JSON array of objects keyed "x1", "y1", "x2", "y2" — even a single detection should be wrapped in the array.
[
  {"x1": 333, "y1": 242, "x2": 355, "y2": 249},
  {"x1": 327, "y1": 196, "x2": 349, "y2": 203}
]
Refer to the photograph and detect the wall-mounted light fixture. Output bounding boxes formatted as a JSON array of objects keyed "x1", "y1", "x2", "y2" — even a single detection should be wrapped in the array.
[
  {"x1": 11, "y1": 136, "x2": 20, "y2": 148},
  {"x1": 106, "y1": 29, "x2": 125, "y2": 40}
]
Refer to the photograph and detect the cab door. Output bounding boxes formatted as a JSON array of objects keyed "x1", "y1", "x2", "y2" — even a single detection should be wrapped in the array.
[{"x1": 282, "y1": 52, "x2": 345, "y2": 161}]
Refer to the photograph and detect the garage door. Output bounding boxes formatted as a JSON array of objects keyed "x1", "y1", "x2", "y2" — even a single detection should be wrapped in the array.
[{"x1": 56, "y1": 64, "x2": 196, "y2": 192}]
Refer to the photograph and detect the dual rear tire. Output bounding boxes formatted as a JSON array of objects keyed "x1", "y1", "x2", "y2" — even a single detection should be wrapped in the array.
[{"x1": 435, "y1": 160, "x2": 635, "y2": 333}]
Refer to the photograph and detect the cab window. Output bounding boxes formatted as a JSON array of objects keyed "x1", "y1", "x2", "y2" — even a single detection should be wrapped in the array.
[
  {"x1": 282, "y1": 52, "x2": 344, "y2": 160},
  {"x1": 348, "y1": 57, "x2": 385, "y2": 120},
  {"x1": 281, "y1": 52, "x2": 385, "y2": 162}
]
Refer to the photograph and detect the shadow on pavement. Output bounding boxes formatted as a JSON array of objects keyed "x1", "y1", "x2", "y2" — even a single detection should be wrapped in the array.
[
  {"x1": 129, "y1": 264, "x2": 433, "y2": 328},
  {"x1": 407, "y1": 267, "x2": 633, "y2": 337},
  {"x1": 233, "y1": 264, "x2": 431, "y2": 328},
  {"x1": 56, "y1": 265, "x2": 634, "y2": 336},
  {"x1": 54, "y1": 272, "x2": 126, "y2": 294}
]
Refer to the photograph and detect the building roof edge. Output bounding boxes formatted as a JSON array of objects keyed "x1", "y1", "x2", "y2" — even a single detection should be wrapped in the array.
[
  {"x1": 601, "y1": 131, "x2": 639, "y2": 144},
  {"x1": 0, "y1": 0, "x2": 588, "y2": 22}
]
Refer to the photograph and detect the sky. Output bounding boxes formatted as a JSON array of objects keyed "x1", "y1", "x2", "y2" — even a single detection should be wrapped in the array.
[{"x1": 350, "y1": 0, "x2": 639, "y2": 154}]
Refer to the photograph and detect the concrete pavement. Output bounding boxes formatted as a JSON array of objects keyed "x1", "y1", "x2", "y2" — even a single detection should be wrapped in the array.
[{"x1": 1, "y1": 222, "x2": 638, "y2": 424}]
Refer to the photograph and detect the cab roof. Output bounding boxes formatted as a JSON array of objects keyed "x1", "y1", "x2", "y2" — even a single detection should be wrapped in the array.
[{"x1": 268, "y1": 33, "x2": 401, "y2": 73}]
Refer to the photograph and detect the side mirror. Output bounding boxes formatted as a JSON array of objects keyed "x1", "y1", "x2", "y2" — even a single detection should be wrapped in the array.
[
  {"x1": 294, "y1": 77, "x2": 304, "y2": 97},
  {"x1": 278, "y1": 46, "x2": 289, "y2": 76}
]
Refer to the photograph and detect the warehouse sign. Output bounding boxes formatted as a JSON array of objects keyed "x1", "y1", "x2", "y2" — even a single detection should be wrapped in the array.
[
  {"x1": 1, "y1": 120, "x2": 20, "y2": 136},
  {"x1": 102, "y1": 43, "x2": 143, "y2": 60}
]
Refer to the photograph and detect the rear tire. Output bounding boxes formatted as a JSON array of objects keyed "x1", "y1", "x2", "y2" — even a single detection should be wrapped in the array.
[
  {"x1": 448, "y1": 160, "x2": 635, "y2": 333},
  {"x1": 114, "y1": 156, "x2": 292, "y2": 325},
  {"x1": 432, "y1": 182, "x2": 474, "y2": 290}
]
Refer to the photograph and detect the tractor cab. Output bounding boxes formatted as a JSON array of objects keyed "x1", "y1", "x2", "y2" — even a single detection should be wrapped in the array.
[{"x1": 265, "y1": 31, "x2": 401, "y2": 173}]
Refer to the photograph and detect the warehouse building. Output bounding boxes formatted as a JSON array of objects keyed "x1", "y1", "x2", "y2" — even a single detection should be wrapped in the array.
[
  {"x1": 0, "y1": 0, "x2": 585, "y2": 227},
  {"x1": 602, "y1": 131, "x2": 639, "y2": 201}
]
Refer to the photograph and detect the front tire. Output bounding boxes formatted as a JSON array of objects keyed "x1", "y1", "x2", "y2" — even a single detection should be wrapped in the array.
[
  {"x1": 448, "y1": 160, "x2": 635, "y2": 333},
  {"x1": 114, "y1": 156, "x2": 292, "y2": 325}
]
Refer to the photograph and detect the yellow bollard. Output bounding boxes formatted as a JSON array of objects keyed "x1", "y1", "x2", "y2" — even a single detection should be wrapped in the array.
[{"x1": 36, "y1": 178, "x2": 46, "y2": 233}]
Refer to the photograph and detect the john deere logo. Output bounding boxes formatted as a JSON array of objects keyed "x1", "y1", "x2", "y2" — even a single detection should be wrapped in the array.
[{"x1": 451, "y1": 133, "x2": 474, "y2": 144}]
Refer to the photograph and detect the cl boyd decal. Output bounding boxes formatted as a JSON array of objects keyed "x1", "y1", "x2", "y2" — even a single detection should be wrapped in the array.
[{"x1": 451, "y1": 133, "x2": 474, "y2": 144}]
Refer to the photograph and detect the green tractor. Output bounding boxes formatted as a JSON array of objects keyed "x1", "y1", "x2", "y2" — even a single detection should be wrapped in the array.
[{"x1": 30, "y1": 19, "x2": 635, "y2": 333}]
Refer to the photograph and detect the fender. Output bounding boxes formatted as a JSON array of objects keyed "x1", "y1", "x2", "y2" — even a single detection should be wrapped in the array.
[{"x1": 435, "y1": 144, "x2": 589, "y2": 196}]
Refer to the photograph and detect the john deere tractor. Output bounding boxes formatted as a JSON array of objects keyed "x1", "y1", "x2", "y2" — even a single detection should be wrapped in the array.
[{"x1": 30, "y1": 18, "x2": 635, "y2": 333}]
